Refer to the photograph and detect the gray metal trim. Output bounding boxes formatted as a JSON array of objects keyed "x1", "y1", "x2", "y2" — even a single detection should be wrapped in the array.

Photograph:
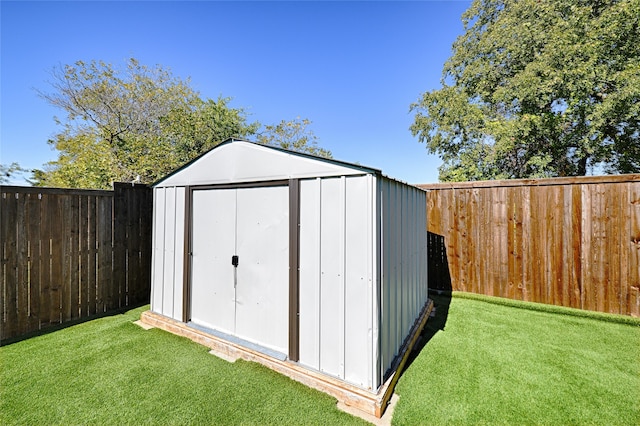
[
  {"x1": 187, "y1": 322, "x2": 288, "y2": 361},
  {"x1": 288, "y1": 179, "x2": 300, "y2": 361},
  {"x1": 182, "y1": 186, "x2": 192, "y2": 323},
  {"x1": 189, "y1": 180, "x2": 290, "y2": 191}
]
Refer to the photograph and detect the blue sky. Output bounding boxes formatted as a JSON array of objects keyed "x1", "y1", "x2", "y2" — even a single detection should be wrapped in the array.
[{"x1": 1, "y1": 0, "x2": 471, "y2": 185}]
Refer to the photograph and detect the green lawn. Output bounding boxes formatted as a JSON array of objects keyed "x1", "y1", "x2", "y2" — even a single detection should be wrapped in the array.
[
  {"x1": 1, "y1": 295, "x2": 638, "y2": 425},
  {"x1": 394, "y1": 293, "x2": 640, "y2": 425},
  {"x1": 0, "y1": 306, "x2": 366, "y2": 425}
]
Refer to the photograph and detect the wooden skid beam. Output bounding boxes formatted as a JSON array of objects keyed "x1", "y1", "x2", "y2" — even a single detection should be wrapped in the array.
[{"x1": 140, "y1": 299, "x2": 434, "y2": 418}]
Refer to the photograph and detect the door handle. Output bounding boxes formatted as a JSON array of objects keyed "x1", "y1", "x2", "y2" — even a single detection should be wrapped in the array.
[{"x1": 232, "y1": 255, "x2": 239, "y2": 267}]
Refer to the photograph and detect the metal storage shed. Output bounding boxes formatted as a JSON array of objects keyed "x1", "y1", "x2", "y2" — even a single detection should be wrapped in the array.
[{"x1": 140, "y1": 139, "x2": 432, "y2": 417}]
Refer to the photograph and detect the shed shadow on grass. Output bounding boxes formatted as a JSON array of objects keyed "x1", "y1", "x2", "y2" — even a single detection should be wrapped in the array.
[{"x1": 405, "y1": 232, "x2": 452, "y2": 369}]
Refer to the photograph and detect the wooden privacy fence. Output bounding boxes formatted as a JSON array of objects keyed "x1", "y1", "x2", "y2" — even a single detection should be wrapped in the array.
[
  {"x1": 1, "y1": 183, "x2": 153, "y2": 342},
  {"x1": 419, "y1": 174, "x2": 640, "y2": 317}
]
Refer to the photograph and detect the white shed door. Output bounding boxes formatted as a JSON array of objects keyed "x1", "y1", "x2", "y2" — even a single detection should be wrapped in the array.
[{"x1": 190, "y1": 186, "x2": 289, "y2": 355}]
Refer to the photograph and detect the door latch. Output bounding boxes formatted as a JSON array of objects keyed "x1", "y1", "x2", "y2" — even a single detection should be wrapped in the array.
[{"x1": 231, "y1": 255, "x2": 239, "y2": 267}]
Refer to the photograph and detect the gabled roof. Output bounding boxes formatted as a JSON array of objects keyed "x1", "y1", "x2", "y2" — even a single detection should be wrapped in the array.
[{"x1": 154, "y1": 138, "x2": 381, "y2": 187}]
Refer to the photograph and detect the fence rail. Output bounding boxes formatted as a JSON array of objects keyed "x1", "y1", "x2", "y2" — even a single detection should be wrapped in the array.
[
  {"x1": 0, "y1": 183, "x2": 153, "y2": 342},
  {"x1": 419, "y1": 174, "x2": 640, "y2": 317}
]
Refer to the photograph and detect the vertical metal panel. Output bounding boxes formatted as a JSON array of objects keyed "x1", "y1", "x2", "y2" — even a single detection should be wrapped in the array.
[
  {"x1": 371, "y1": 175, "x2": 381, "y2": 388},
  {"x1": 299, "y1": 178, "x2": 322, "y2": 370},
  {"x1": 162, "y1": 187, "x2": 176, "y2": 318},
  {"x1": 419, "y1": 188, "x2": 428, "y2": 305},
  {"x1": 151, "y1": 188, "x2": 166, "y2": 314},
  {"x1": 299, "y1": 175, "x2": 378, "y2": 389},
  {"x1": 190, "y1": 189, "x2": 236, "y2": 335},
  {"x1": 379, "y1": 177, "x2": 428, "y2": 381},
  {"x1": 235, "y1": 186, "x2": 289, "y2": 354},
  {"x1": 319, "y1": 177, "x2": 346, "y2": 378},
  {"x1": 151, "y1": 186, "x2": 186, "y2": 321},
  {"x1": 402, "y1": 183, "x2": 409, "y2": 334},
  {"x1": 378, "y1": 178, "x2": 391, "y2": 377},
  {"x1": 367, "y1": 174, "x2": 379, "y2": 390},
  {"x1": 173, "y1": 186, "x2": 186, "y2": 321},
  {"x1": 389, "y1": 181, "x2": 400, "y2": 359},
  {"x1": 344, "y1": 176, "x2": 372, "y2": 388},
  {"x1": 401, "y1": 184, "x2": 409, "y2": 337}
]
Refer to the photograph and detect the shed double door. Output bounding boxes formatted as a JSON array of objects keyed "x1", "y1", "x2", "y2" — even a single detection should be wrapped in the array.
[{"x1": 190, "y1": 185, "x2": 289, "y2": 355}]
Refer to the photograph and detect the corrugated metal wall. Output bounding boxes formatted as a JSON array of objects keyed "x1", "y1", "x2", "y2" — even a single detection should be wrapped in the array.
[
  {"x1": 379, "y1": 177, "x2": 428, "y2": 382},
  {"x1": 298, "y1": 175, "x2": 378, "y2": 390},
  {"x1": 151, "y1": 186, "x2": 185, "y2": 321},
  {"x1": 150, "y1": 173, "x2": 428, "y2": 391}
]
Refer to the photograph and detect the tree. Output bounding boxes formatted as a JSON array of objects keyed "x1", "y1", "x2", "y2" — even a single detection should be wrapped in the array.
[
  {"x1": 35, "y1": 58, "x2": 256, "y2": 188},
  {"x1": 161, "y1": 97, "x2": 259, "y2": 166},
  {"x1": 257, "y1": 117, "x2": 332, "y2": 158},
  {"x1": 0, "y1": 162, "x2": 26, "y2": 184},
  {"x1": 410, "y1": 0, "x2": 640, "y2": 181},
  {"x1": 34, "y1": 131, "x2": 118, "y2": 189}
]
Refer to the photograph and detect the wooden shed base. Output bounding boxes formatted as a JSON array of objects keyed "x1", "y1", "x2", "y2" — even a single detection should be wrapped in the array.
[{"x1": 139, "y1": 299, "x2": 433, "y2": 419}]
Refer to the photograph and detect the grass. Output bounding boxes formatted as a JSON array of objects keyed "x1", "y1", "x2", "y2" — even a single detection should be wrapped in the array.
[
  {"x1": 0, "y1": 305, "x2": 366, "y2": 426},
  {"x1": 2, "y1": 296, "x2": 638, "y2": 425},
  {"x1": 393, "y1": 293, "x2": 640, "y2": 425}
]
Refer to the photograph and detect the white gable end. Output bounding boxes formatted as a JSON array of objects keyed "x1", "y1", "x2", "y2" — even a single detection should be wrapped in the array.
[{"x1": 156, "y1": 141, "x2": 371, "y2": 187}]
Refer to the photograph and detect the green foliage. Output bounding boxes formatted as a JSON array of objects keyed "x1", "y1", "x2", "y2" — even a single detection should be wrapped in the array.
[
  {"x1": 410, "y1": 0, "x2": 640, "y2": 181},
  {"x1": 34, "y1": 58, "x2": 256, "y2": 189},
  {"x1": 0, "y1": 162, "x2": 26, "y2": 184},
  {"x1": 162, "y1": 97, "x2": 260, "y2": 166},
  {"x1": 34, "y1": 132, "x2": 118, "y2": 189},
  {"x1": 34, "y1": 59, "x2": 332, "y2": 189},
  {"x1": 257, "y1": 117, "x2": 332, "y2": 158}
]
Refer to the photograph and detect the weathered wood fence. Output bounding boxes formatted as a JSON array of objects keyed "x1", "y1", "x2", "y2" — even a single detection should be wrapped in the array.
[
  {"x1": 1, "y1": 183, "x2": 153, "y2": 342},
  {"x1": 419, "y1": 174, "x2": 640, "y2": 317}
]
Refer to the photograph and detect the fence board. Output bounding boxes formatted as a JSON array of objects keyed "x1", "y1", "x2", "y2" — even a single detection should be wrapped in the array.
[
  {"x1": 39, "y1": 193, "x2": 52, "y2": 328},
  {"x1": 550, "y1": 185, "x2": 562, "y2": 307},
  {"x1": 580, "y1": 185, "x2": 592, "y2": 311},
  {"x1": 79, "y1": 196, "x2": 88, "y2": 317},
  {"x1": 477, "y1": 188, "x2": 488, "y2": 295},
  {"x1": 561, "y1": 186, "x2": 571, "y2": 308},
  {"x1": 608, "y1": 184, "x2": 622, "y2": 314},
  {"x1": 96, "y1": 195, "x2": 112, "y2": 314},
  {"x1": 2, "y1": 193, "x2": 18, "y2": 339},
  {"x1": 128, "y1": 185, "x2": 141, "y2": 305},
  {"x1": 70, "y1": 194, "x2": 80, "y2": 320},
  {"x1": 530, "y1": 186, "x2": 543, "y2": 304},
  {"x1": 570, "y1": 185, "x2": 582, "y2": 309},
  {"x1": 139, "y1": 187, "x2": 152, "y2": 305},
  {"x1": 594, "y1": 185, "x2": 606, "y2": 313},
  {"x1": 113, "y1": 184, "x2": 126, "y2": 309},
  {"x1": 0, "y1": 184, "x2": 152, "y2": 342},
  {"x1": 456, "y1": 189, "x2": 469, "y2": 292},
  {"x1": 49, "y1": 195, "x2": 64, "y2": 325},
  {"x1": 16, "y1": 193, "x2": 29, "y2": 336},
  {"x1": 420, "y1": 174, "x2": 640, "y2": 316},
  {"x1": 61, "y1": 195, "x2": 72, "y2": 323},
  {"x1": 87, "y1": 196, "x2": 97, "y2": 316},
  {"x1": 630, "y1": 184, "x2": 640, "y2": 316},
  {"x1": 27, "y1": 193, "x2": 41, "y2": 332},
  {"x1": 521, "y1": 186, "x2": 531, "y2": 301},
  {"x1": 497, "y1": 187, "x2": 508, "y2": 299}
]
